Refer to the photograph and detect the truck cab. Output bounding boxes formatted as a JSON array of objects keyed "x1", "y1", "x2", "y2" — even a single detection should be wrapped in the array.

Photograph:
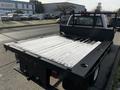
[
  {"x1": 60, "y1": 12, "x2": 116, "y2": 30},
  {"x1": 67, "y1": 14, "x2": 108, "y2": 28}
]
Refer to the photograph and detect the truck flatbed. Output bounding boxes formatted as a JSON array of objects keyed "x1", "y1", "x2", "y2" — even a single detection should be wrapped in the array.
[
  {"x1": 13, "y1": 45, "x2": 120, "y2": 90},
  {"x1": 6, "y1": 35, "x2": 101, "y2": 68}
]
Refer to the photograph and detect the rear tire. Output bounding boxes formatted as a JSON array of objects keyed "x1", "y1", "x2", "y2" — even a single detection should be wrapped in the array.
[
  {"x1": 89, "y1": 65, "x2": 100, "y2": 85},
  {"x1": 93, "y1": 67, "x2": 100, "y2": 81}
]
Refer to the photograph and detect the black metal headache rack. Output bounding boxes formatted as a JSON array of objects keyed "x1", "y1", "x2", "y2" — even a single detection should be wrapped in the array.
[
  {"x1": 60, "y1": 11, "x2": 118, "y2": 30},
  {"x1": 60, "y1": 11, "x2": 118, "y2": 42}
]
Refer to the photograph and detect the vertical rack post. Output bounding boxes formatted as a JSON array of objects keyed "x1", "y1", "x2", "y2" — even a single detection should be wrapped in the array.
[
  {"x1": 72, "y1": 10, "x2": 75, "y2": 25},
  {"x1": 113, "y1": 13, "x2": 118, "y2": 32}
]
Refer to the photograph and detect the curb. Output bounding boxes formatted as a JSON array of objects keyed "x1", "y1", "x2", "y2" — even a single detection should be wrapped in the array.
[
  {"x1": 105, "y1": 46, "x2": 120, "y2": 90},
  {"x1": 0, "y1": 22, "x2": 57, "y2": 29}
]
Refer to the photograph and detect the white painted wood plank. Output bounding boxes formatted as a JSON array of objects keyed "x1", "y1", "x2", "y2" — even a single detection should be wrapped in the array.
[{"x1": 9, "y1": 35, "x2": 101, "y2": 68}]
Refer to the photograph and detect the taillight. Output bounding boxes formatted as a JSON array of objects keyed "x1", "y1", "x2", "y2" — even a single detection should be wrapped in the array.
[{"x1": 51, "y1": 71, "x2": 59, "y2": 78}]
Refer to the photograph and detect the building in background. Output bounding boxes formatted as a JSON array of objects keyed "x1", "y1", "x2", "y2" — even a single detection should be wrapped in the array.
[
  {"x1": 0, "y1": 0, "x2": 85, "y2": 18},
  {"x1": 0, "y1": 0, "x2": 35, "y2": 15},
  {"x1": 43, "y1": 2, "x2": 85, "y2": 17}
]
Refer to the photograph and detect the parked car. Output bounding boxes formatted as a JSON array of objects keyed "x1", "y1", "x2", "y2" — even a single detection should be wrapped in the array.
[
  {"x1": 56, "y1": 18, "x2": 60, "y2": 23},
  {"x1": 7, "y1": 13, "x2": 21, "y2": 21},
  {"x1": 30, "y1": 14, "x2": 44, "y2": 20},
  {"x1": 19, "y1": 14, "x2": 31, "y2": 20},
  {"x1": 1, "y1": 15, "x2": 10, "y2": 21},
  {"x1": 44, "y1": 14, "x2": 53, "y2": 19},
  {"x1": 110, "y1": 17, "x2": 120, "y2": 31}
]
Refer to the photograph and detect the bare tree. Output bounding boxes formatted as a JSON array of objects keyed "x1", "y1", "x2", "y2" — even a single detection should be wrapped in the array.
[
  {"x1": 29, "y1": 0, "x2": 37, "y2": 3},
  {"x1": 56, "y1": 3, "x2": 76, "y2": 14},
  {"x1": 30, "y1": 0, "x2": 44, "y2": 13},
  {"x1": 117, "y1": 8, "x2": 120, "y2": 16},
  {"x1": 95, "y1": 2, "x2": 102, "y2": 12},
  {"x1": 14, "y1": 9, "x2": 24, "y2": 14}
]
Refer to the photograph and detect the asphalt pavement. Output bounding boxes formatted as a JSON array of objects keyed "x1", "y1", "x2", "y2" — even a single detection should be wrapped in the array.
[
  {"x1": 0, "y1": 25, "x2": 120, "y2": 90},
  {"x1": 0, "y1": 24, "x2": 58, "y2": 33},
  {"x1": 0, "y1": 24, "x2": 59, "y2": 40}
]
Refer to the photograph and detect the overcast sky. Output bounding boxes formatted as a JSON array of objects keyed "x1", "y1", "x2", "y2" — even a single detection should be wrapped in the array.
[{"x1": 17, "y1": 0, "x2": 120, "y2": 11}]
